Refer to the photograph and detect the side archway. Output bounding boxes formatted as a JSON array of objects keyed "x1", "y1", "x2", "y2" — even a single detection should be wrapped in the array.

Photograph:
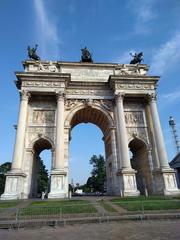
[
  {"x1": 129, "y1": 138, "x2": 153, "y2": 195},
  {"x1": 29, "y1": 137, "x2": 53, "y2": 198}
]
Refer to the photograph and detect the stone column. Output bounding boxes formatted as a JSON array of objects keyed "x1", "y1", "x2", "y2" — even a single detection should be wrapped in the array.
[
  {"x1": 1, "y1": 91, "x2": 29, "y2": 199},
  {"x1": 11, "y1": 91, "x2": 30, "y2": 171},
  {"x1": 110, "y1": 127, "x2": 118, "y2": 194},
  {"x1": 49, "y1": 91, "x2": 68, "y2": 199},
  {"x1": 54, "y1": 91, "x2": 65, "y2": 170},
  {"x1": 148, "y1": 94, "x2": 169, "y2": 169},
  {"x1": 115, "y1": 93, "x2": 131, "y2": 169},
  {"x1": 115, "y1": 93, "x2": 139, "y2": 196},
  {"x1": 148, "y1": 93, "x2": 180, "y2": 195}
]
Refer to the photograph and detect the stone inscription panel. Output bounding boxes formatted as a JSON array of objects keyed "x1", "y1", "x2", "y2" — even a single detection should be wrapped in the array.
[{"x1": 62, "y1": 67, "x2": 113, "y2": 82}]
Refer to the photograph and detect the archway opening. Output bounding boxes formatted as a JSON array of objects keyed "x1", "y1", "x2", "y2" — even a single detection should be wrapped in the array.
[
  {"x1": 30, "y1": 138, "x2": 52, "y2": 198},
  {"x1": 129, "y1": 138, "x2": 152, "y2": 195},
  {"x1": 69, "y1": 107, "x2": 112, "y2": 195}
]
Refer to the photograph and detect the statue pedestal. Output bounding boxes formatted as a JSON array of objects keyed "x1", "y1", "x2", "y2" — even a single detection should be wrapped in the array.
[
  {"x1": 48, "y1": 170, "x2": 68, "y2": 199},
  {"x1": 153, "y1": 168, "x2": 180, "y2": 196},
  {"x1": 117, "y1": 169, "x2": 140, "y2": 197},
  {"x1": 1, "y1": 171, "x2": 26, "y2": 200}
]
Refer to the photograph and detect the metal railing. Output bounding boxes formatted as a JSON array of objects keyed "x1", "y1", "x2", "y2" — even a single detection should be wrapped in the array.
[{"x1": 0, "y1": 199, "x2": 180, "y2": 222}]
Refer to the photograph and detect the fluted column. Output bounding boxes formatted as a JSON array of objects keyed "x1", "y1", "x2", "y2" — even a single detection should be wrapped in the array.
[
  {"x1": 110, "y1": 127, "x2": 118, "y2": 171},
  {"x1": 148, "y1": 93, "x2": 169, "y2": 168},
  {"x1": 110, "y1": 127, "x2": 118, "y2": 193},
  {"x1": 115, "y1": 93, "x2": 131, "y2": 169},
  {"x1": 11, "y1": 91, "x2": 30, "y2": 171},
  {"x1": 54, "y1": 91, "x2": 65, "y2": 170}
]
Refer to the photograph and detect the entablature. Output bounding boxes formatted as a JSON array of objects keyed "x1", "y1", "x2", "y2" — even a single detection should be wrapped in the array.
[{"x1": 109, "y1": 75, "x2": 159, "y2": 96}]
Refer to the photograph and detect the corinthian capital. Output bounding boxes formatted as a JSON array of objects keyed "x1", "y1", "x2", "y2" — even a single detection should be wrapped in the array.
[
  {"x1": 115, "y1": 92, "x2": 125, "y2": 102},
  {"x1": 20, "y1": 90, "x2": 31, "y2": 101},
  {"x1": 56, "y1": 90, "x2": 65, "y2": 101},
  {"x1": 147, "y1": 93, "x2": 157, "y2": 102}
]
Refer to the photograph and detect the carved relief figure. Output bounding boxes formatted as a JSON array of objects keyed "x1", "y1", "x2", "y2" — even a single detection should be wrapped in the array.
[
  {"x1": 125, "y1": 112, "x2": 144, "y2": 125},
  {"x1": 33, "y1": 110, "x2": 55, "y2": 124},
  {"x1": 166, "y1": 174, "x2": 175, "y2": 188}
]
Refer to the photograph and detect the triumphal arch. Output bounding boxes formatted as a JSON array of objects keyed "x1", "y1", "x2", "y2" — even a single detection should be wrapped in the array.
[{"x1": 1, "y1": 60, "x2": 180, "y2": 199}]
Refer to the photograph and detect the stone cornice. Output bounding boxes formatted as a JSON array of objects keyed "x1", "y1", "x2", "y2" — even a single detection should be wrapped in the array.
[
  {"x1": 23, "y1": 60, "x2": 149, "y2": 69},
  {"x1": 15, "y1": 72, "x2": 71, "y2": 89},
  {"x1": 109, "y1": 75, "x2": 159, "y2": 94},
  {"x1": 109, "y1": 75, "x2": 160, "y2": 83}
]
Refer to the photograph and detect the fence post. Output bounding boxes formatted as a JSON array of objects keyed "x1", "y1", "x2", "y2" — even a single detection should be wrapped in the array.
[
  {"x1": 141, "y1": 201, "x2": 144, "y2": 215},
  {"x1": 60, "y1": 207, "x2": 62, "y2": 220},
  {"x1": 15, "y1": 208, "x2": 19, "y2": 221}
]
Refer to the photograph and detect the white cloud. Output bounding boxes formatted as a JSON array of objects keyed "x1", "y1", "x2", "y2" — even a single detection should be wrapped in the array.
[
  {"x1": 114, "y1": 49, "x2": 136, "y2": 64},
  {"x1": 33, "y1": 0, "x2": 61, "y2": 59},
  {"x1": 150, "y1": 32, "x2": 180, "y2": 75},
  {"x1": 127, "y1": 0, "x2": 157, "y2": 34},
  {"x1": 161, "y1": 89, "x2": 180, "y2": 103}
]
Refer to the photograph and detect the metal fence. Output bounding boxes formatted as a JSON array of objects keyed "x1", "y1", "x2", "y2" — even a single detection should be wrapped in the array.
[{"x1": 0, "y1": 199, "x2": 180, "y2": 222}]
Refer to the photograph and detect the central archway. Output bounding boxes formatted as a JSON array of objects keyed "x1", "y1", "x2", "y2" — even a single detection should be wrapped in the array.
[{"x1": 67, "y1": 105, "x2": 116, "y2": 194}]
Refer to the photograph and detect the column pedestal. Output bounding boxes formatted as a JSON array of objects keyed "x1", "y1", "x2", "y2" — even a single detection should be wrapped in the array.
[
  {"x1": 48, "y1": 170, "x2": 68, "y2": 199},
  {"x1": 117, "y1": 169, "x2": 140, "y2": 197},
  {"x1": 153, "y1": 169, "x2": 180, "y2": 196},
  {"x1": 1, "y1": 172, "x2": 26, "y2": 200}
]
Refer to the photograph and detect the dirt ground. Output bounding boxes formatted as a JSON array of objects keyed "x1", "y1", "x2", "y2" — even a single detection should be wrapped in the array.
[{"x1": 0, "y1": 220, "x2": 180, "y2": 240}]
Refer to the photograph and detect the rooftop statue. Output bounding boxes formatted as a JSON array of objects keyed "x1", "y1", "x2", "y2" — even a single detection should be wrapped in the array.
[
  {"x1": 130, "y1": 52, "x2": 143, "y2": 64},
  {"x1": 81, "y1": 47, "x2": 93, "y2": 63},
  {"x1": 27, "y1": 44, "x2": 40, "y2": 61}
]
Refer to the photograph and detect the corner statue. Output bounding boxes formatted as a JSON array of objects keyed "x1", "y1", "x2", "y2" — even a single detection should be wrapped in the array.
[
  {"x1": 27, "y1": 44, "x2": 40, "y2": 61},
  {"x1": 81, "y1": 47, "x2": 93, "y2": 63},
  {"x1": 130, "y1": 52, "x2": 143, "y2": 64}
]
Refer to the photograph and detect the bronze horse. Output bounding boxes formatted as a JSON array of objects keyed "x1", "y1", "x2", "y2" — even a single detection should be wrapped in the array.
[
  {"x1": 27, "y1": 44, "x2": 40, "y2": 61},
  {"x1": 130, "y1": 52, "x2": 143, "y2": 64}
]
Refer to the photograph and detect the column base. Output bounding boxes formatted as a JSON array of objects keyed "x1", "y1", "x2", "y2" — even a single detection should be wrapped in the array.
[
  {"x1": 48, "y1": 169, "x2": 68, "y2": 199},
  {"x1": 0, "y1": 171, "x2": 27, "y2": 200},
  {"x1": 117, "y1": 168, "x2": 140, "y2": 197},
  {"x1": 153, "y1": 168, "x2": 180, "y2": 196}
]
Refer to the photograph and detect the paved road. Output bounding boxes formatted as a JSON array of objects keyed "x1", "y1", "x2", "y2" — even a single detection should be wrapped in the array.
[{"x1": 0, "y1": 220, "x2": 180, "y2": 240}]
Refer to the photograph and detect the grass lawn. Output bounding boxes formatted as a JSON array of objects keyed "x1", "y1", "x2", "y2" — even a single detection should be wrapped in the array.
[
  {"x1": 111, "y1": 197, "x2": 180, "y2": 211},
  {"x1": 112, "y1": 196, "x2": 172, "y2": 202},
  {"x1": 20, "y1": 199, "x2": 97, "y2": 216},
  {"x1": 0, "y1": 200, "x2": 19, "y2": 209},
  {"x1": 99, "y1": 200, "x2": 117, "y2": 213}
]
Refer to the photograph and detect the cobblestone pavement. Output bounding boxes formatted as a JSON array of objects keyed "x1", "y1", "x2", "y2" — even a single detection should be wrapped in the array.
[{"x1": 0, "y1": 220, "x2": 180, "y2": 240}]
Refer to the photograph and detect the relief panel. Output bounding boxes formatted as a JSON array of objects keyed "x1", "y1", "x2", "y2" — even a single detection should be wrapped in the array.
[
  {"x1": 32, "y1": 110, "x2": 55, "y2": 124},
  {"x1": 125, "y1": 111, "x2": 144, "y2": 126}
]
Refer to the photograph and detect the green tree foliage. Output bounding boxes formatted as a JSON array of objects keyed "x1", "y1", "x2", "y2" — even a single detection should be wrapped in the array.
[
  {"x1": 87, "y1": 154, "x2": 106, "y2": 192},
  {"x1": 37, "y1": 159, "x2": 49, "y2": 194},
  {"x1": 0, "y1": 162, "x2": 11, "y2": 195}
]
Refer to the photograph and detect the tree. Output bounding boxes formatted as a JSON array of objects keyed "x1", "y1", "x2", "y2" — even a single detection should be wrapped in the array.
[
  {"x1": 87, "y1": 154, "x2": 106, "y2": 192},
  {"x1": 37, "y1": 159, "x2": 49, "y2": 194},
  {"x1": 0, "y1": 162, "x2": 11, "y2": 195}
]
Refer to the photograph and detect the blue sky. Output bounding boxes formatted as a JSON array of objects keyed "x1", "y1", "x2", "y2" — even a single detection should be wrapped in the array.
[{"x1": 0, "y1": 0, "x2": 180, "y2": 184}]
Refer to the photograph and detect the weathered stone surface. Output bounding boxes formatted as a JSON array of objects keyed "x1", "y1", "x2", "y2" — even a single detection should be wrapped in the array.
[{"x1": 1, "y1": 61, "x2": 179, "y2": 200}]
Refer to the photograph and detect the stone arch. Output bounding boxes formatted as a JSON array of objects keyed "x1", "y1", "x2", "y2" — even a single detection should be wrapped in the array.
[
  {"x1": 29, "y1": 137, "x2": 54, "y2": 198},
  {"x1": 128, "y1": 136, "x2": 149, "y2": 151},
  {"x1": 129, "y1": 137, "x2": 153, "y2": 195},
  {"x1": 65, "y1": 103, "x2": 115, "y2": 134},
  {"x1": 28, "y1": 136, "x2": 55, "y2": 151}
]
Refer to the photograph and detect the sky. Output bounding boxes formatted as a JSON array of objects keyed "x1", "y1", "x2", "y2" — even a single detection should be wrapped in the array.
[{"x1": 0, "y1": 0, "x2": 180, "y2": 185}]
